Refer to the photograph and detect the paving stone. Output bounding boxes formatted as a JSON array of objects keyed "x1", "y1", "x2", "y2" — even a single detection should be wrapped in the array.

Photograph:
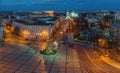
[
  {"x1": 15, "y1": 70, "x2": 24, "y2": 73},
  {"x1": 2, "y1": 43, "x2": 116, "y2": 73},
  {"x1": 0, "y1": 68, "x2": 8, "y2": 73},
  {"x1": 4, "y1": 68, "x2": 16, "y2": 73}
]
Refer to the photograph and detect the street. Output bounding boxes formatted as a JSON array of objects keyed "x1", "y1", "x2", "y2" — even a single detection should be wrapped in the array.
[{"x1": 0, "y1": 42, "x2": 120, "y2": 73}]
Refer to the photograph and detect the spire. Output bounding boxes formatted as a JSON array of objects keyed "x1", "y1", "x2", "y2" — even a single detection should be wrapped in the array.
[
  {"x1": 66, "y1": 10, "x2": 69, "y2": 17},
  {"x1": 66, "y1": 10, "x2": 71, "y2": 19}
]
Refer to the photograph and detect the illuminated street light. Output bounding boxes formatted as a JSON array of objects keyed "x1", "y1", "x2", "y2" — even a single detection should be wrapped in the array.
[
  {"x1": 39, "y1": 33, "x2": 42, "y2": 36},
  {"x1": 43, "y1": 31, "x2": 46, "y2": 34},
  {"x1": 40, "y1": 30, "x2": 49, "y2": 40},
  {"x1": 60, "y1": 31, "x2": 63, "y2": 34},
  {"x1": 21, "y1": 30, "x2": 30, "y2": 38}
]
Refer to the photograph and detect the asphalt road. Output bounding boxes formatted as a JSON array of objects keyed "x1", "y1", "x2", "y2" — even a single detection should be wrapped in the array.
[
  {"x1": 74, "y1": 43, "x2": 120, "y2": 73},
  {"x1": 0, "y1": 42, "x2": 120, "y2": 73}
]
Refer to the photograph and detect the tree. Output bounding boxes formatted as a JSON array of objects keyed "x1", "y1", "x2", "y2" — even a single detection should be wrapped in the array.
[
  {"x1": 40, "y1": 42, "x2": 56, "y2": 55},
  {"x1": 100, "y1": 18, "x2": 106, "y2": 29},
  {"x1": 12, "y1": 26, "x2": 21, "y2": 36}
]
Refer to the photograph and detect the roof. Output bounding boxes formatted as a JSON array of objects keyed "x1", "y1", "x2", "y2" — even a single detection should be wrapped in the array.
[
  {"x1": 14, "y1": 20, "x2": 53, "y2": 26},
  {"x1": 47, "y1": 17, "x2": 57, "y2": 21},
  {"x1": 36, "y1": 17, "x2": 57, "y2": 21},
  {"x1": 110, "y1": 22, "x2": 120, "y2": 28}
]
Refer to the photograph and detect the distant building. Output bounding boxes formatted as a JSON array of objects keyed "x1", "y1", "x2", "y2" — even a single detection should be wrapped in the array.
[
  {"x1": 108, "y1": 22, "x2": 120, "y2": 62},
  {"x1": 29, "y1": 11, "x2": 49, "y2": 18},
  {"x1": 109, "y1": 22, "x2": 120, "y2": 46},
  {"x1": 85, "y1": 16, "x2": 99, "y2": 24},
  {"x1": 66, "y1": 11, "x2": 79, "y2": 19},
  {"x1": 28, "y1": 11, "x2": 54, "y2": 18},
  {"x1": 114, "y1": 12, "x2": 120, "y2": 21},
  {"x1": 16, "y1": 16, "x2": 27, "y2": 20},
  {"x1": 44, "y1": 11, "x2": 54, "y2": 17},
  {"x1": 37, "y1": 17, "x2": 57, "y2": 24},
  {"x1": 0, "y1": 25, "x2": 4, "y2": 40}
]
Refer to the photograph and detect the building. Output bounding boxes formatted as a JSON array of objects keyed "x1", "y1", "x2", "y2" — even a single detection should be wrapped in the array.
[
  {"x1": 85, "y1": 16, "x2": 99, "y2": 24},
  {"x1": 107, "y1": 22, "x2": 120, "y2": 62},
  {"x1": 28, "y1": 11, "x2": 54, "y2": 18},
  {"x1": 66, "y1": 11, "x2": 79, "y2": 19},
  {"x1": 29, "y1": 11, "x2": 48, "y2": 18},
  {"x1": 12, "y1": 17, "x2": 57, "y2": 41},
  {"x1": 114, "y1": 12, "x2": 120, "y2": 21},
  {"x1": 0, "y1": 25, "x2": 4, "y2": 41},
  {"x1": 44, "y1": 11, "x2": 54, "y2": 17},
  {"x1": 109, "y1": 22, "x2": 120, "y2": 46}
]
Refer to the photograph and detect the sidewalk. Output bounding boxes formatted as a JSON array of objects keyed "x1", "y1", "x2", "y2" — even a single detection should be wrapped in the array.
[{"x1": 101, "y1": 55, "x2": 120, "y2": 69}]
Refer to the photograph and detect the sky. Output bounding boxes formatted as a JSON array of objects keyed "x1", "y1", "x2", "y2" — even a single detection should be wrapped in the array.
[{"x1": 0, "y1": 0, "x2": 120, "y2": 11}]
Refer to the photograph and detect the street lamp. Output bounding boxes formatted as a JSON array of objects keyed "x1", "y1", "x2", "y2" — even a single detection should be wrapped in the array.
[
  {"x1": 60, "y1": 31, "x2": 63, "y2": 34},
  {"x1": 21, "y1": 30, "x2": 30, "y2": 38}
]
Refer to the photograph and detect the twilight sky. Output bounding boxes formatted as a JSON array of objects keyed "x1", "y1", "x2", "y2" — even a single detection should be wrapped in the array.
[{"x1": 0, "y1": 0, "x2": 120, "y2": 11}]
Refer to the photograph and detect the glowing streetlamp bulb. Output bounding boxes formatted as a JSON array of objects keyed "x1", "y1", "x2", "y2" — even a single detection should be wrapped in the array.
[
  {"x1": 60, "y1": 31, "x2": 63, "y2": 34},
  {"x1": 39, "y1": 33, "x2": 42, "y2": 36},
  {"x1": 43, "y1": 31, "x2": 46, "y2": 34}
]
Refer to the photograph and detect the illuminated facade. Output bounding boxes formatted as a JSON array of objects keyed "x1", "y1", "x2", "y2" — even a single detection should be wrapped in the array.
[
  {"x1": 12, "y1": 19, "x2": 56, "y2": 41},
  {"x1": 66, "y1": 11, "x2": 79, "y2": 19},
  {"x1": 44, "y1": 11, "x2": 54, "y2": 17}
]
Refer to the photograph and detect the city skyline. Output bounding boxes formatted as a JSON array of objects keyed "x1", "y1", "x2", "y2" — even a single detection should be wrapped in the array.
[
  {"x1": 1, "y1": 0, "x2": 120, "y2": 11},
  {"x1": 0, "y1": 2, "x2": 120, "y2": 73}
]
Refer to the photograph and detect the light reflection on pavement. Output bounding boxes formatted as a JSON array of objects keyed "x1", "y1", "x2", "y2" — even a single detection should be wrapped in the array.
[{"x1": 0, "y1": 42, "x2": 120, "y2": 73}]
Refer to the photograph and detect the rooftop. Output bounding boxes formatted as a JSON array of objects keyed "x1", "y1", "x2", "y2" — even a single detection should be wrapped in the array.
[
  {"x1": 110, "y1": 22, "x2": 120, "y2": 27},
  {"x1": 14, "y1": 16, "x2": 57, "y2": 26},
  {"x1": 0, "y1": 24, "x2": 4, "y2": 27},
  {"x1": 36, "y1": 17, "x2": 58, "y2": 21},
  {"x1": 14, "y1": 20, "x2": 52, "y2": 26}
]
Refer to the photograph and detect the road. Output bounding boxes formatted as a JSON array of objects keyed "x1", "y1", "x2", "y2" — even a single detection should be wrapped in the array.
[
  {"x1": 74, "y1": 43, "x2": 120, "y2": 73},
  {"x1": 0, "y1": 42, "x2": 120, "y2": 73}
]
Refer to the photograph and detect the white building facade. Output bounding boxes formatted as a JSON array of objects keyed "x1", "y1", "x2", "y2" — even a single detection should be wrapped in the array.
[{"x1": 12, "y1": 21, "x2": 54, "y2": 40}]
